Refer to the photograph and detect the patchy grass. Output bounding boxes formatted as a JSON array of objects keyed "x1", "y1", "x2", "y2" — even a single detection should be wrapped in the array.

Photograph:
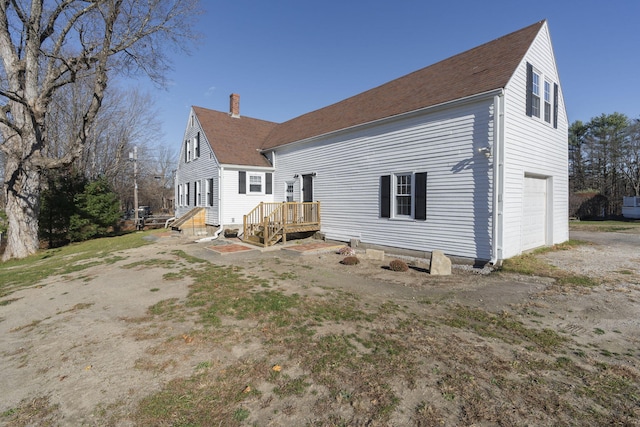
[
  {"x1": 501, "y1": 240, "x2": 599, "y2": 287},
  {"x1": 3, "y1": 231, "x2": 640, "y2": 426},
  {"x1": 0, "y1": 231, "x2": 152, "y2": 298},
  {"x1": 127, "y1": 252, "x2": 640, "y2": 426},
  {"x1": 570, "y1": 220, "x2": 640, "y2": 233}
]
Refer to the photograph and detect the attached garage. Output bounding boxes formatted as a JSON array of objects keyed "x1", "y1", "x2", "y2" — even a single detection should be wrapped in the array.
[{"x1": 521, "y1": 175, "x2": 548, "y2": 251}]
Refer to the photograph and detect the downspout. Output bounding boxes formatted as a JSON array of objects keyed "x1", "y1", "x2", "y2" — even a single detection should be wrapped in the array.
[{"x1": 490, "y1": 90, "x2": 505, "y2": 266}]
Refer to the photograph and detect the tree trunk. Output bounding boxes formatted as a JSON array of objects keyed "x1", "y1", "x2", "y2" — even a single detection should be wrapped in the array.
[{"x1": 2, "y1": 157, "x2": 42, "y2": 261}]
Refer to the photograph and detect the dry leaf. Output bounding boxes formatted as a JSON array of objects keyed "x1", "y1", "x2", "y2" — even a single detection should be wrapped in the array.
[
  {"x1": 272, "y1": 364, "x2": 282, "y2": 372},
  {"x1": 84, "y1": 365, "x2": 92, "y2": 370},
  {"x1": 182, "y1": 334, "x2": 193, "y2": 344},
  {"x1": 242, "y1": 385, "x2": 251, "y2": 393}
]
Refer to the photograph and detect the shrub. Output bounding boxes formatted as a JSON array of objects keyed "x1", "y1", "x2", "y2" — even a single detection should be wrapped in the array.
[
  {"x1": 389, "y1": 259, "x2": 409, "y2": 272},
  {"x1": 337, "y1": 246, "x2": 356, "y2": 256},
  {"x1": 340, "y1": 256, "x2": 360, "y2": 265}
]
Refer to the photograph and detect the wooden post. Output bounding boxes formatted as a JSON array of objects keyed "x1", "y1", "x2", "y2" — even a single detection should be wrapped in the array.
[{"x1": 263, "y1": 216, "x2": 269, "y2": 246}]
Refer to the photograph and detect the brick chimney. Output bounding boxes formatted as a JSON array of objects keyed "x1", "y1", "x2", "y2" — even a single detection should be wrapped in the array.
[{"x1": 229, "y1": 93, "x2": 240, "y2": 118}]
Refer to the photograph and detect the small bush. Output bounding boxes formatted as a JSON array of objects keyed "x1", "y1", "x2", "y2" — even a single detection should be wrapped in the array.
[
  {"x1": 340, "y1": 256, "x2": 360, "y2": 265},
  {"x1": 389, "y1": 259, "x2": 409, "y2": 272},
  {"x1": 337, "y1": 246, "x2": 356, "y2": 256}
]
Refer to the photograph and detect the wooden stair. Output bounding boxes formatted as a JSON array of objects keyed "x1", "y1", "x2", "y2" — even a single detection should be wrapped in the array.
[
  {"x1": 243, "y1": 202, "x2": 320, "y2": 247},
  {"x1": 171, "y1": 207, "x2": 207, "y2": 236}
]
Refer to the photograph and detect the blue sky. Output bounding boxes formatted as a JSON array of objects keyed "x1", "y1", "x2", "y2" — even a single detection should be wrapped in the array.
[{"x1": 139, "y1": 0, "x2": 640, "y2": 151}]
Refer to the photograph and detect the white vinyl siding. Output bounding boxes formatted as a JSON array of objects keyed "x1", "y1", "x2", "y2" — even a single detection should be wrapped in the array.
[
  {"x1": 272, "y1": 99, "x2": 495, "y2": 260},
  {"x1": 175, "y1": 108, "x2": 221, "y2": 225},
  {"x1": 221, "y1": 168, "x2": 274, "y2": 225},
  {"x1": 502, "y1": 23, "x2": 568, "y2": 258}
]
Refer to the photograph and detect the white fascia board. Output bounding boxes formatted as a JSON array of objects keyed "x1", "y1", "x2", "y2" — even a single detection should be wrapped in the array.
[{"x1": 220, "y1": 164, "x2": 275, "y2": 172}]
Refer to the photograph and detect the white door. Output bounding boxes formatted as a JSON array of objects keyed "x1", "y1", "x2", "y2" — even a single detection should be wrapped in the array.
[{"x1": 521, "y1": 176, "x2": 547, "y2": 251}]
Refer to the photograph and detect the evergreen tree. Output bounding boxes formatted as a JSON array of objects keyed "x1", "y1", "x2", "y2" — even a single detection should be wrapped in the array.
[
  {"x1": 69, "y1": 177, "x2": 121, "y2": 242},
  {"x1": 39, "y1": 170, "x2": 86, "y2": 248}
]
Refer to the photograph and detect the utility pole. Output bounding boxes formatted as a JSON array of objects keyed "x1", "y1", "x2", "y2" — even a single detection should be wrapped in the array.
[{"x1": 129, "y1": 147, "x2": 139, "y2": 230}]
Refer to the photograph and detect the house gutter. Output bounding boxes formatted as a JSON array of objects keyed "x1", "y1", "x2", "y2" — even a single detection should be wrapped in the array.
[{"x1": 490, "y1": 90, "x2": 505, "y2": 266}]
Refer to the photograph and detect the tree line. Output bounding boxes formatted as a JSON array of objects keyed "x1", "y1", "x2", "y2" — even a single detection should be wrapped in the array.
[{"x1": 569, "y1": 113, "x2": 640, "y2": 218}]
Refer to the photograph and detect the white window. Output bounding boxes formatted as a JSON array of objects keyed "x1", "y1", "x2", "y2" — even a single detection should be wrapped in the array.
[
  {"x1": 178, "y1": 185, "x2": 183, "y2": 206},
  {"x1": 186, "y1": 140, "x2": 192, "y2": 162},
  {"x1": 544, "y1": 80, "x2": 552, "y2": 123},
  {"x1": 248, "y1": 173, "x2": 263, "y2": 193},
  {"x1": 194, "y1": 133, "x2": 200, "y2": 159},
  {"x1": 531, "y1": 71, "x2": 541, "y2": 118},
  {"x1": 395, "y1": 173, "x2": 413, "y2": 217},
  {"x1": 195, "y1": 180, "x2": 202, "y2": 206}
]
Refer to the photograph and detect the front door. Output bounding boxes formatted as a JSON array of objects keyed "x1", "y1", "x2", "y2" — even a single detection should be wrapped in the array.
[{"x1": 302, "y1": 174, "x2": 313, "y2": 202}]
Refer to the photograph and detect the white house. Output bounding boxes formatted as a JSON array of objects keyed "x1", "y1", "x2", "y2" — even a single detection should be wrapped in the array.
[{"x1": 174, "y1": 20, "x2": 568, "y2": 263}]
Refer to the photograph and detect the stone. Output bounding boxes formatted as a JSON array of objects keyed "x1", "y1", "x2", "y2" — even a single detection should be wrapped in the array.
[
  {"x1": 429, "y1": 250, "x2": 451, "y2": 275},
  {"x1": 365, "y1": 248, "x2": 385, "y2": 261}
]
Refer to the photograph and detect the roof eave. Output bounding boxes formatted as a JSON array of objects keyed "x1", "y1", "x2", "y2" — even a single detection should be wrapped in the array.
[{"x1": 261, "y1": 88, "x2": 505, "y2": 152}]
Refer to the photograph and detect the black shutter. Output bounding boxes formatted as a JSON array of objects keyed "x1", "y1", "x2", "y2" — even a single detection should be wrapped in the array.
[
  {"x1": 414, "y1": 172, "x2": 427, "y2": 220},
  {"x1": 184, "y1": 141, "x2": 188, "y2": 163},
  {"x1": 195, "y1": 132, "x2": 200, "y2": 157},
  {"x1": 380, "y1": 175, "x2": 391, "y2": 218},
  {"x1": 525, "y1": 62, "x2": 533, "y2": 117},
  {"x1": 208, "y1": 178, "x2": 214, "y2": 206},
  {"x1": 186, "y1": 183, "x2": 190, "y2": 206},
  {"x1": 553, "y1": 83, "x2": 559, "y2": 129},
  {"x1": 265, "y1": 173, "x2": 272, "y2": 195},
  {"x1": 238, "y1": 171, "x2": 246, "y2": 194}
]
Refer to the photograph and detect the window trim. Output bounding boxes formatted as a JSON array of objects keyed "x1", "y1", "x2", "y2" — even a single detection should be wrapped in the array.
[
  {"x1": 526, "y1": 62, "x2": 558, "y2": 129},
  {"x1": 543, "y1": 80, "x2": 552, "y2": 123},
  {"x1": 394, "y1": 173, "x2": 413, "y2": 218},
  {"x1": 248, "y1": 172, "x2": 263, "y2": 194},
  {"x1": 380, "y1": 172, "x2": 427, "y2": 220}
]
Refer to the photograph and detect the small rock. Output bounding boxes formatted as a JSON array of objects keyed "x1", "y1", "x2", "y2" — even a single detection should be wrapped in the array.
[{"x1": 365, "y1": 249, "x2": 385, "y2": 261}]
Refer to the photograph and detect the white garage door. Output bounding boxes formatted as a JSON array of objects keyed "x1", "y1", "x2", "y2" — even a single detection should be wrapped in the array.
[{"x1": 521, "y1": 176, "x2": 547, "y2": 251}]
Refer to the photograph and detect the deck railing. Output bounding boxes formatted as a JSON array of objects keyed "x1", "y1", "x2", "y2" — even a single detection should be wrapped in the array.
[{"x1": 243, "y1": 202, "x2": 321, "y2": 246}]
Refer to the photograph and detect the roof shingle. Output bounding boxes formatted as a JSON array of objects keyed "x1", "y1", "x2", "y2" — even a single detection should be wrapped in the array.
[
  {"x1": 192, "y1": 106, "x2": 277, "y2": 167},
  {"x1": 261, "y1": 20, "x2": 544, "y2": 149}
]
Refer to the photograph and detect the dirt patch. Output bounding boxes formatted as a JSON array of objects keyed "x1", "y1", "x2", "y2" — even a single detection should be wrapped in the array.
[{"x1": 1, "y1": 231, "x2": 639, "y2": 426}]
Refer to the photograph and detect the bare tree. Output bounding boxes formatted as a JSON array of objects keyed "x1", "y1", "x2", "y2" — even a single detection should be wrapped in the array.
[{"x1": 0, "y1": 0, "x2": 200, "y2": 260}]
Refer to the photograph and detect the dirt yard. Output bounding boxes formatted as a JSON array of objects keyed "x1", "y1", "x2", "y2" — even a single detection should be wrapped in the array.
[{"x1": 1, "y1": 228, "x2": 639, "y2": 426}]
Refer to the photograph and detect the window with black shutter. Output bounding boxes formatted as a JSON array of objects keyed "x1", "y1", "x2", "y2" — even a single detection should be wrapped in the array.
[{"x1": 380, "y1": 172, "x2": 427, "y2": 220}]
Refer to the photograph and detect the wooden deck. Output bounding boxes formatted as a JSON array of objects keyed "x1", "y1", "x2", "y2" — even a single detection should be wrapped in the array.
[{"x1": 243, "y1": 202, "x2": 321, "y2": 247}]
